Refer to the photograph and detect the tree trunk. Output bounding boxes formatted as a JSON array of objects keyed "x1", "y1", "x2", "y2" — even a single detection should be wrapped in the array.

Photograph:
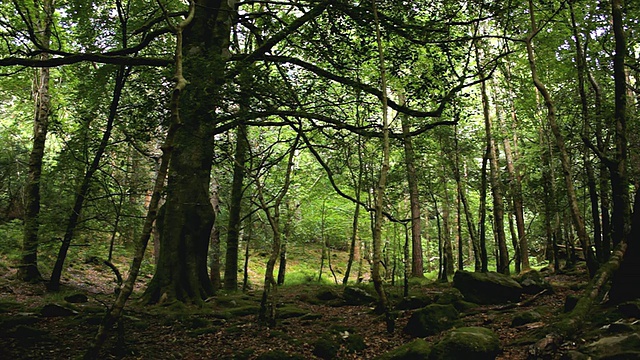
[
  {"x1": 525, "y1": 0, "x2": 598, "y2": 277},
  {"x1": 478, "y1": 146, "x2": 489, "y2": 272},
  {"x1": 497, "y1": 74, "x2": 529, "y2": 271},
  {"x1": 441, "y1": 176, "x2": 455, "y2": 279},
  {"x1": 610, "y1": 188, "x2": 640, "y2": 302},
  {"x1": 609, "y1": 0, "x2": 630, "y2": 248},
  {"x1": 371, "y1": 1, "x2": 393, "y2": 333},
  {"x1": 85, "y1": 4, "x2": 196, "y2": 354},
  {"x1": 143, "y1": 0, "x2": 235, "y2": 304},
  {"x1": 224, "y1": 123, "x2": 248, "y2": 291},
  {"x1": 49, "y1": 66, "x2": 129, "y2": 291},
  {"x1": 209, "y1": 180, "x2": 222, "y2": 292},
  {"x1": 480, "y1": 77, "x2": 509, "y2": 274},
  {"x1": 19, "y1": 0, "x2": 54, "y2": 282},
  {"x1": 399, "y1": 93, "x2": 424, "y2": 277},
  {"x1": 257, "y1": 134, "x2": 298, "y2": 325}
]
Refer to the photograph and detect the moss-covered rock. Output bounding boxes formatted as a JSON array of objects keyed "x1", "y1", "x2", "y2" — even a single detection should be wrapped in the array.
[
  {"x1": 511, "y1": 311, "x2": 542, "y2": 327},
  {"x1": 343, "y1": 286, "x2": 376, "y2": 305},
  {"x1": 255, "y1": 350, "x2": 305, "y2": 360},
  {"x1": 395, "y1": 296, "x2": 432, "y2": 311},
  {"x1": 435, "y1": 288, "x2": 464, "y2": 305},
  {"x1": 403, "y1": 304, "x2": 460, "y2": 337},
  {"x1": 374, "y1": 339, "x2": 432, "y2": 360},
  {"x1": 429, "y1": 327, "x2": 500, "y2": 360},
  {"x1": 582, "y1": 333, "x2": 640, "y2": 359},
  {"x1": 312, "y1": 335, "x2": 340, "y2": 359},
  {"x1": 515, "y1": 270, "x2": 552, "y2": 295},
  {"x1": 453, "y1": 270, "x2": 522, "y2": 304}
]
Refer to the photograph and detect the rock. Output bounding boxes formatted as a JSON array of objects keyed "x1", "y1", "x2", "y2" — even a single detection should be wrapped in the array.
[
  {"x1": 583, "y1": 333, "x2": 640, "y2": 359},
  {"x1": 64, "y1": 293, "x2": 88, "y2": 303},
  {"x1": 256, "y1": 350, "x2": 305, "y2": 360},
  {"x1": 344, "y1": 333, "x2": 366, "y2": 353},
  {"x1": 561, "y1": 350, "x2": 590, "y2": 360},
  {"x1": 40, "y1": 303, "x2": 77, "y2": 317},
  {"x1": 453, "y1": 270, "x2": 522, "y2": 304},
  {"x1": 316, "y1": 288, "x2": 340, "y2": 301},
  {"x1": 9, "y1": 325, "x2": 49, "y2": 338},
  {"x1": 564, "y1": 294, "x2": 580, "y2": 313},
  {"x1": 403, "y1": 304, "x2": 460, "y2": 337},
  {"x1": 429, "y1": 327, "x2": 500, "y2": 360},
  {"x1": 395, "y1": 296, "x2": 432, "y2": 311},
  {"x1": 312, "y1": 335, "x2": 340, "y2": 360},
  {"x1": 435, "y1": 288, "x2": 464, "y2": 305},
  {"x1": 515, "y1": 270, "x2": 552, "y2": 295},
  {"x1": 618, "y1": 301, "x2": 640, "y2": 319},
  {"x1": 374, "y1": 339, "x2": 432, "y2": 360},
  {"x1": 511, "y1": 311, "x2": 542, "y2": 327},
  {"x1": 343, "y1": 286, "x2": 375, "y2": 306}
]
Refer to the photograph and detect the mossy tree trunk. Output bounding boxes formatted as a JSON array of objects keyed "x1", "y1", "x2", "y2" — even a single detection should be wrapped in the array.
[
  {"x1": 143, "y1": 0, "x2": 235, "y2": 305},
  {"x1": 19, "y1": 0, "x2": 54, "y2": 283}
]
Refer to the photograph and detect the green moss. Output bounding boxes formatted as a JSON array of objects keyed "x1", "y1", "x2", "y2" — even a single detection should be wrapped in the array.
[{"x1": 374, "y1": 339, "x2": 432, "y2": 360}]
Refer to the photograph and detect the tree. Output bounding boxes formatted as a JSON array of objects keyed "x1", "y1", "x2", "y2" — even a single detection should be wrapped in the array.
[
  {"x1": 18, "y1": 0, "x2": 54, "y2": 282},
  {"x1": 524, "y1": 0, "x2": 598, "y2": 276}
]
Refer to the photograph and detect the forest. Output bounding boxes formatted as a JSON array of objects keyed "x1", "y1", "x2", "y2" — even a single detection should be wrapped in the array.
[{"x1": 1, "y1": 0, "x2": 639, "y2": 359}]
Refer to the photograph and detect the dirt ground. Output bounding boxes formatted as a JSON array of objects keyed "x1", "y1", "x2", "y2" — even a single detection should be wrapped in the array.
[{"x1": 0, "y1": 263, "x2": 594, "y2": 359}]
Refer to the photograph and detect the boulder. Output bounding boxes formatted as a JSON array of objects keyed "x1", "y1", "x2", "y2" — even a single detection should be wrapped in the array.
[
  {"x1": 453, "y1": 271, "x2": 522, "y2": 304},
  {"x1": 313, "y1": 335, "x2": 340, "y2": 360},
  {"x1": 374, "y1": 339, "x2": 432, "y2": 360},
  {"x1": 64, "y1": 293, "x2": 89, "y2": 303},
  {"x1": 40, "y1": 303, "x2": 77, "y2": 317},
  {"x1": 403, "y1": 304, "x2": 459, "y2": 337},
  {"x1": 395, "y1": 296, "x2": 432, "y2": 311},
  {"x1": 583, "y1": 333, "x2": 640, "y2": 359},
  {"x1": 429, "y1": 327, "x2": 500, "y2": 360},
  {"x1": 510, "y1": 311, "x2": 541, "y2": 327},
  {"x1": 343, "y1": 286, "x2": 375, "y2": 306},
  {"x1": 515, "y1": 270, "x2": 552, "y2": 295}
]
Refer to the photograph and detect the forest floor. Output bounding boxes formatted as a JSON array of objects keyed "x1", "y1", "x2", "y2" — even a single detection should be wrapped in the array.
[{"x1": 0, "y1": 260, "x2": 623, "y2": 360}]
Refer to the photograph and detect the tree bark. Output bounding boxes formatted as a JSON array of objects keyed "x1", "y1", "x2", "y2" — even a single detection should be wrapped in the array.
[
  {"x1": 143, "y1": 0, "x2": 235, "y2": 304},
  {"x1": 399, "y1": 93, "x2": 424, "y2": 277},
  {"x1": 525, "y1": 0, "x2": 598, "y2": 276},
  {"x1": 371, "y1": 0, "x2": 393, "y2": 333},
  {"x1": 48, "y1": 65, "x2": 129, "y2": 291},
  {"x1": 19, "y1": 0, "x2": 54, "y2": 283},
  {"x1": 224, "y1": 123, "x2": 248, "y2": 290}
]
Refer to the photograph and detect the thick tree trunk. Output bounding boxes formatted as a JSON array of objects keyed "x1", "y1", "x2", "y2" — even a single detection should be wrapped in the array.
[
  {"x1": 19, "y1": 0, "x2": 54, "y2": 282},
  {"x1": 85, "y1": 4, "x2": 196, "y2": 355},
  {"x1": 610, "y1": 0, "x2": 630, "y2": 248},
  {"x1": 224, "y1": 123, "x2": 248, "y2": 290},
  {"x1": 610, "y1": 188, "x2": 640, "y2": 302},
  {"x1": 143, "y1": 0, "x2": 235, "y2": 304}
]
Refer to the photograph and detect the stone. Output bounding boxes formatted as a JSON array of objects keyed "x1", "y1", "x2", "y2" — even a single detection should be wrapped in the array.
[
  {"x1": 435, "y1": 288, "x2": 464, "y2": 305},
  {"x1": 403, "y1": 304, "x2": 460, "y2": 337},
  {"x1": 312, "y1": 336, "x2": 340, "y2": 360},
  {"x1": 395, "y1": 296, "x2": 432, "y2": 311},
  {"x1": 511, "y1": 311, "x2": 542, "y2": 327},
  {"x1": 343, "y1": 286, "x2": 375, "y2": 306},
  {"x1": 429, "y1": 327, "x2": 500, "y2": 360},
  {"x1": 618, "y1": 301, "x2": 640, "y2": 319},
  {"x1": 64, "y1": 293, "x2": 89, "y2": 303},
  {"x1": 374, "y1": 339, "x2": 432, "y2": 360},
  {"x1": 515, "y1": 270, "x2": 552, "y2": 295},
  {"x1": 40, "y1": 303, "x2": 77, "y2": 317},
  {"x1": 583, "y1": 333, "x2": 640, "y2": 359},
  {"x1": 453, "y1": 270, "x2": 522, "y2": 304}
]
